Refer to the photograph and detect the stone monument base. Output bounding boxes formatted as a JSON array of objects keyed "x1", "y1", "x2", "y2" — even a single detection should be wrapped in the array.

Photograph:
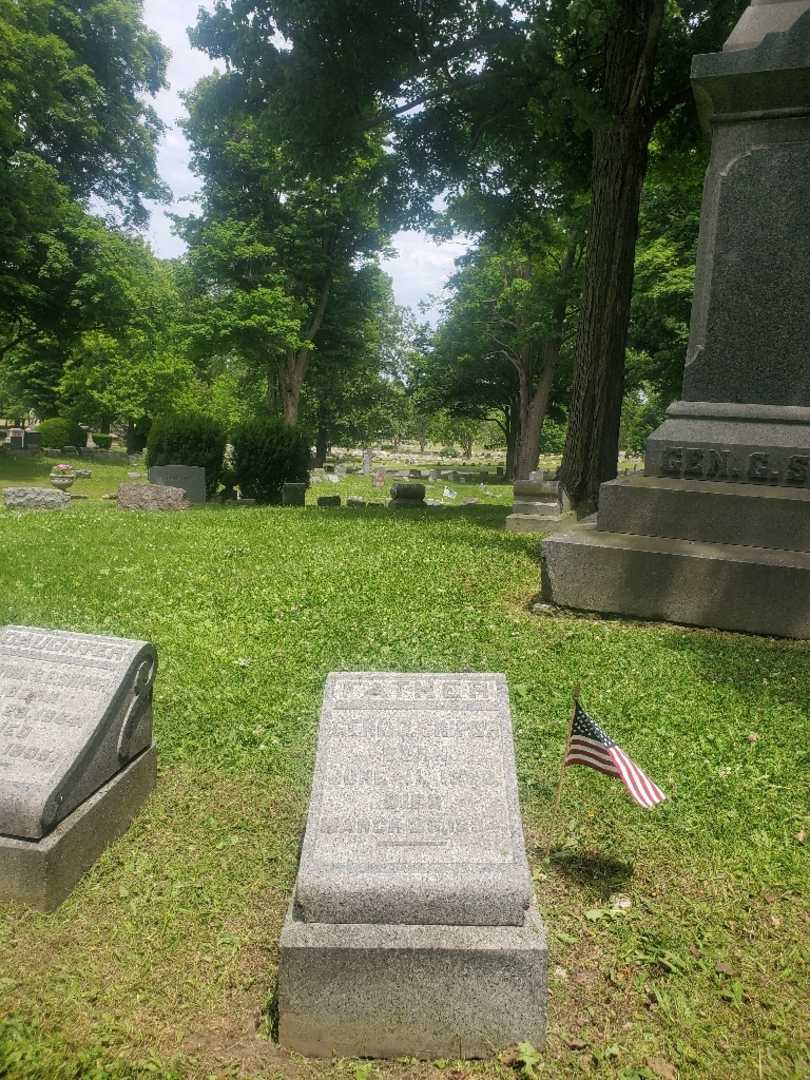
[
  {"x1": 542, "y1": 475, "x2": 810, "y2": 638},
  {"x1": 278, "y1": 902, "x2": 547, "y2": 1059},
  {"x1": 0, "y1": 745, "x2": 157, "y2": 912},
  {"x1": 505, "y1": 511, "x2": 560, "y2": 534}
]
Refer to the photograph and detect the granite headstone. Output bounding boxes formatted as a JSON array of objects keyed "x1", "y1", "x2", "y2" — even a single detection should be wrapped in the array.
[
  {"x1": 282, "y1": 482, "x2": 307, "y2": 507},
  {"x1": 278, "y1": 672, "x2": 547, "y2": 1059},
  {"x1": 3, "y1": 488, "x2": 71, "y2": 511},
  {"x1": 542, "y1": 1, "x2": 810, "y2": 638},
  {"x1": 148, "y1": 465, "x2": 206, "y2": 506},
  {"x1": 0, "y1": 627, "x2": 158, "y2": 910}
]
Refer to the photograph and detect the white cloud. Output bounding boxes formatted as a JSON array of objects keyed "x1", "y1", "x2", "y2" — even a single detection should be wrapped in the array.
[{"x1": 138, "y1": 3, "x2": 467, "y2": 311}]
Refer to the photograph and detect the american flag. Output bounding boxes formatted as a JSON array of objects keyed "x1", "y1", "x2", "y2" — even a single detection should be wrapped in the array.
[{"x1": 565, "y1": 702, "x2": 666, "y2": 809}]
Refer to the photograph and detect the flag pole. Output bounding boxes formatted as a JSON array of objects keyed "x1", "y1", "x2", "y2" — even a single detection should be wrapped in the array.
[{"x1": 544, "y1": 684, "x2": 580, "y2": 860}]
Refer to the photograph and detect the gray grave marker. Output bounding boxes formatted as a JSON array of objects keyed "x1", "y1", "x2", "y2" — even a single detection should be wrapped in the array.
[
  {"x1": 279, "y1": 672, "x2": 546, "y2": 1059},
  {"x1": 148, "y1": 465, "x2": 206, "y2": 506},
  {"x1": 0, "y1": 626, "x2": 158, "y2": 910}
]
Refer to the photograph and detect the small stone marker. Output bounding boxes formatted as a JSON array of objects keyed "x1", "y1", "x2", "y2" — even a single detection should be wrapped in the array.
[
  {"x1": 347, "y1": 496, "x2": 367, "y2": 508},
  {"x1": 389, "y1": 482, "x2": 426, "y2": 509},
  {"x1": 506, "y1": 480, "x2": 561, "y2": 533},
  {"x1": 3, "y1": 488, "x2": 71, "y2": 511},
  {"x1": 278, "y1": 672, "x2": 546, "y2": 1059},
  {"x1": 117, "y1": 483, "x2": 190, "y2": 512},
  {"x1": 362, "y1": 450, "x2": 374, "y2": 475},
  {"x1": 0, "y1": 626, "x2": 158, "y2": 910},
  {"x1": 282, "y1": 482, "x2": 307, "y2": 507},
  {"x1": 148, "y1": 465, "x2": 206, "y2": 506},
  {"x1": 317, "y1": 495, "x2": 341, "y2": 508}
]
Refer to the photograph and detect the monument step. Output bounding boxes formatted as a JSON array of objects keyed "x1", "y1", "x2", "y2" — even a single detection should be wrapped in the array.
[
  {"x1": 598, "y1": 474, "x2": 810, "y2": 552},
  {"x1": 541, "y1": 521, "x2": 810, "y2": 639}
]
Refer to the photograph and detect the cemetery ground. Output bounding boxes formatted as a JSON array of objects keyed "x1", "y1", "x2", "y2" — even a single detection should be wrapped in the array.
[{"x1": 0, "y1": 467, "x2": 807, "y2": 1080}]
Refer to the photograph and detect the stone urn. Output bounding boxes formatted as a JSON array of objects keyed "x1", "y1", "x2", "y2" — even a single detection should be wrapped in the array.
[{"x1": 49, "y1": 470, "x2": 76, "y2": 491}]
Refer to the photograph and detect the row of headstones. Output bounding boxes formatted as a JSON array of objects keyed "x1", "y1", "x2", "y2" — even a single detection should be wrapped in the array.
[
  {"x1": 285, "y1": 482, "x2": 428, "y2": 509},
  {"x1": 0, "y1": 627, "x2": 546, "y2": 1060}
]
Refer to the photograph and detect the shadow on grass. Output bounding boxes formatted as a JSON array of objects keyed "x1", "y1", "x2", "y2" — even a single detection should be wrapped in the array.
[
  {"x1": 657, "y1": 622, "x2": 810, "y2": 716},
  {"x1": 550, "y1": 849, "x2": 634, "y2": 898}
]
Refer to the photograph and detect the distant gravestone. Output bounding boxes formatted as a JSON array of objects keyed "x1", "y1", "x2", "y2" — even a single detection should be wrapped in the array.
[
  {"x1": 279, "y1": 672, "x2": 546, "y2": 1059},
  {"x1": 282, "y1": 482, "x2": 307, "y2": 507},
  {"x1": 148, "y1": 465, "x2": 206, "y2": 506},
  {"x1": 362, "y1": 450, "x2": 374, "y2": 475},
  {"x1": 506, "y1": 480, "x2": 561, "y2": 534},
  {"x1": 317, "y1": 495, "x2": 341, "y2": 508},
  {"x1": 389, "y1": 482, "x2": 426, "y2": 509},
  {"x1": 373, "y1": 469, "x2": 386, "y2": 489},
  {"x1": 24, "y1": 432, "x2": 41, "y2": 451},
  {"x1": 117, "y1": 484, "x2": 190, "y2": 512},
  {"x1": 3, "y1": 488, "x2": 71, "y2": 511},
  {"x1": 0, "y1": 626, "x2": 158, "y2": 910},
  {"x1": 347, "y1": 496, "x2": 367, "y2": 508},
  {"x1": 9, "y1": 429, "x2": 24, "y2": 450}
]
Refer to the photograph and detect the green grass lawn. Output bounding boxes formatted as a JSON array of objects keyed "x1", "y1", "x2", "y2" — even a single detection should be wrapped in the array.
[{"x1": 0, "y1": 466, "x2": 807, "y2": 1079}]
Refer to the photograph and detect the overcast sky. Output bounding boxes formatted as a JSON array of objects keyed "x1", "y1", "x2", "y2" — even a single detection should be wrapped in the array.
[{"x1": 140, "y1": 0, "x2": 468, "y2": 318}]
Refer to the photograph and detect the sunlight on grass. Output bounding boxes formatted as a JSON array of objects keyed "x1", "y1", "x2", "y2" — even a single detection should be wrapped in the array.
[{"x1": 0, "y1": 495, "x2": 808, "y2": 1078}]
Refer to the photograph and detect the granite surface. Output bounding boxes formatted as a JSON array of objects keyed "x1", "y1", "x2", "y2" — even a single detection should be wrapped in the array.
[
  {"x1": 117, "y1": 483, "x2": 190, "y2": 511},
  {"x1": 294, "y1": 673, "x2": 532, "y2": 927},
  {"x1": 282, "y1": 482, "x2": 307, "y2": 507},
  {"x1": 3, "y1": 488, "x2": 71, "y2": 511},
  {"x1": 598, "y1": 474, "x2": 810, "y2": 552},
  {"x1": 148, "y1": 465, "x2": 206, "y2": 506},
  {"x1": 0, "y1": 626, "x2": 156, "y2": 840},
  {"x1": 0, "y1": 744, "x2": 157, "y2": 912},
  {"x1": 542, "y1": 521, "x2": 810, "y2": 638},
  {"x1": 390, "y1": 483, "x2": 426, "y2": 502},
  {"x1": 278, "y1": 899, "x2": 547, "y2": 1059}
]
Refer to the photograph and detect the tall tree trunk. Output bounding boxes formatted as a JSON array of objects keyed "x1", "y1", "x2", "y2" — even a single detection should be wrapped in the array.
[
  {"x1": 506, "y1": 396, "x2": 521, "y2": 480},
  {"x1": 314, "y1": 425, "x2": 329, "y2": 467},
  {"x1": 513, "y1": 236, "x2": 579, "y2": 480},
  {"x1": 278, "y1": 274, "x2": 334, "y2": 424},
  {"x1": 560, "y1": 0, "x2": 665, "y2": 514},
  {"x1": 514, "y1": 342, "x2": 558, "y2": 480}
]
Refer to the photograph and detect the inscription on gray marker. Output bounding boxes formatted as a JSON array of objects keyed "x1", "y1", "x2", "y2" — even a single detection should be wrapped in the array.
[
  {"x1": 294, "y1": 672, "x2": 532, "y2": 927},
  {"x1": 0, "y1": 627, "x2": 156, "y2": 840}
]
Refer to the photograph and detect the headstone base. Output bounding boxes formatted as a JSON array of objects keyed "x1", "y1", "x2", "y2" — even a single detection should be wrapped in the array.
[
  {"x1": 0, "y1": 745, "x2": 157, "y2": 912},
  {"x1": 542, "y1": 514, "x2": 810, "y2": 638},
  {"x1": 505, "y1": 513, "x2": 560, "y2": 534},
  {"x1": 389, "y1": 498, "x2": 426, "y2": 509},
  {"x1": 278, "y1": 902, "x2": 547, "y2": 1059}
]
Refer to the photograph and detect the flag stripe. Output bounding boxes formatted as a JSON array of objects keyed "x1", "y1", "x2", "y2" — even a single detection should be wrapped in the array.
[
  {"x1": 617, "y1": 746, "x2": 665, "y2": 805},
  {"x1": 563, "y1": 701, "x2": 666, "y2": 810},
  {"x1": 611, "y1": 747, "x2": 664, "y2": 808},
  {"x1": 610, "y1": 748, "x2": 652, "y2": 807},
  {"x1": 565, "y1": 754, "x2": 619, "y2": 779},
  {"x1": 566, "y1": 744, "x2": 618, "y2": 771}
]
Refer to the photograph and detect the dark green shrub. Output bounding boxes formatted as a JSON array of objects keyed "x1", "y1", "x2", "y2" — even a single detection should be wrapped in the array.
[
  {"x1": 35, "y1": 417, "x2": 86, "y2": 449},
  {"x1": 146, "y1": 413, "x2": 226, "y2": 498},
  {"x1": 232, "y1": 417, "x2": 311, "y2": 504},
  {"x1": 92, "y1": 433, "x2": 113, "y2": 449}
]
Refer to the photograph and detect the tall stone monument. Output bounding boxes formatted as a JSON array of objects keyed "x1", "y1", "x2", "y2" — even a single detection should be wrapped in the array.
[
  {"x1": 278, "y1": 672, "x2": 546, "y2": 1059},
  {"x1": 0, "y1": 627, "x2": 158, "y2": 910},
  {"x1": 542, "y1": 1, "x2": 810, "y2": 639}
]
